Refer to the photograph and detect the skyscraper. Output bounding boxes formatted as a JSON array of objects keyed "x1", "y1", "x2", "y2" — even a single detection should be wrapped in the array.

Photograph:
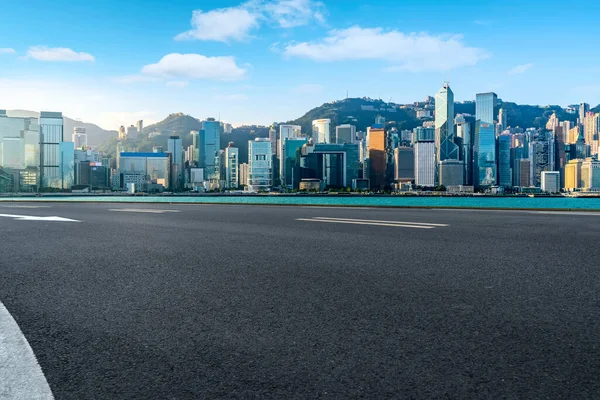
[
  {"x1": 336, "y1": 124, "x2": 356, "y2": 144},
  {"x1": 168, "y1": 136, "x2": 183, "y2": 191},
  {"x1": 200, "y1": 118, "x2": 221, "y2": 181},
  {"x1": 248, "y1": 138, "x2": 272, "y2": 192},
  {"x1": 455, "y1": 115, "x2": 473, "y2": 186},
  {"x1": 312, "y1": 119, "x2": 331, "y2": 144},
  {"x1": 136, "y1": 120, "x2": 144, "y2": 134},
  {"x1": 39, "y1": 111, "x2": 64, "y2": 189},
  {"x1": 476, "y1": 92, "x2": 497, "y2": 125},
  {"x1": 498, "y1": 108, "x2": 508, "y2": 129},
  {"x1": 190, "y1": 130, "x2": 200, "y2": 167},
  {"x1": 579, "y1": 103, "x2": 590, "y2": 125},
  {"x1": 414, "y1": 141, "x2": 435, "y2": 187},
  {"x1": 474, "y1": 93, "x2": 498, "y2": 188},
  {"x1": 498, "y1": 134, "x2": 512, "y2": 187},
  {"x1": 225, "y1": 142, "x2": 239, "y2": 189},
  {"x1": 435, "y1": 83, "x2": 458, "y2": 168},
  {"x1": 367, "y1": 125, "x2": 386, "y2": 190},
  {"x1": 529, "y1": 135, "x2": 555, "y2": 187},
  {"x1": 269, "y1": 126, "x2": 277, "y2": 155},
  {"x1": 72, "y1": 127, "x2": 87, "y2": 149},
  {"x1": 278, "y1": 124, "x2": 302, "y2": 185},
  {"x1": 393, "y1": 147, "x2": 414, "y2": 182}
]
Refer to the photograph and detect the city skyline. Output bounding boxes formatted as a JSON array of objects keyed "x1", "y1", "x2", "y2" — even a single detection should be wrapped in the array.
[{"x1": 2, "y1": 0, "x2": 600, "y2": 130}]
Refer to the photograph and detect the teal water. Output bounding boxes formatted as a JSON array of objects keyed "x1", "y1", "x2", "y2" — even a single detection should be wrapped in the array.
[{"x1": 1, "y1": 195, "x2": 600, "y2": 210}]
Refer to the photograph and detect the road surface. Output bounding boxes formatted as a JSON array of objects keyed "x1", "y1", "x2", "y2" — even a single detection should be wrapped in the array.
[{"x1": 0, "y1": 202, "x2": 598, "y2": 399}]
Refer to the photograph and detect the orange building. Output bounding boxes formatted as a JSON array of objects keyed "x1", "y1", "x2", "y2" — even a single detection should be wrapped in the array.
[{"x1": 367, "y1": 126, "x2": 386, "y2": 190}]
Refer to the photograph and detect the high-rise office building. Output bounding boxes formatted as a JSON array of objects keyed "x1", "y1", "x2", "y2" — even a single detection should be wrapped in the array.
[
  {"x1": 435, "y1": 83, "x2": 458, "y2": 170},
  {"x1": 225, "y1": 142, "x2": 239, "y2": 189},
  {"x1": 239, "y1": 163, "x2": 249, "y2": 187},
  {"x1": 269, "y1": 126, "x2": 277, "y2": 155},
  {"x1": 336, "y1": 124, "x2": 356, "y2": 144},
  {"x1": 58, "y1": 141, "x2": 75, "y2": 190},
  {"x1": 473, "y1": 92, "x2": 498, "y2": 188},
  {"x1": 190, "y1": 131, "x2": 200, "y2": 167},
  {"x1": 367, "y1": 125, "x2": 386, "y2": 190},
  {"x1": 168, "y1": 136, "x2": 183, "y2": 190},
  {"x1": 579, "y1": 103, "x2": 590, "y2": 125},
  {"x1": 278, "y1": 124, "x2": 302, "y2": 185},
  {"x1": 439, "y1": 159, "x2": 464, "y2": 186},
  {"x1": 414, "y1": 141, "x2": 435, "y2": 187},
  {"x1": 564, "y1": 159, "x2": 583, "y2": 190},
  {"x1": 200, "y1": 118, "x2": 221, "y2": 181},
  {"x1": 546, "y1": 112, "x2": 559, "y2": 131},
  {"x1": 476, "y1": 92, "x2": 497, "y2": 125},
  {"x1": 455, "y1": 116, "x2": 473, "y2": 186},
  {"x1": 118, "y1": 126, "x2": 126, "y2": 140},
  {"x1": 581, "y1": 158, "x2": 600, "y2": 190},
  {"x1": 136, "y1": 120, "x2": 144, "y2": 134},
  {"x1": 519, "y1": 159, "x2": 531, "y2": 187},
  {"x1": 560, "y1": 121, "x2": 572, "y2": 143},
  {"x1": 39, "y1": 111, "x2": 64, "y2": 189},
  {"x1": 300, "y1": 143, "x2": 359, "y2": 188},
  {"x1": 248, "y1": 138, "x2": 272, "y2": 192},
  {"x1": 584, "y1": 112, "x2": 599, "y2": 145},
  {"x1": 394, "y1": 147, "x2": 414, "y2": 182},
  {"x1": 474, "y1": 122, "x2": 497, "y2": 188},
  {"x1": 540, "y1": 171, "x2": 560, "y2": 193},
  {"x1": 282, "y1": 137, "x2": 308, "y2": 189},
  {"x1": 312, "y1": 119, "x2": 331, "y2": 144},
  {"x1": 498, "y1": 134, "x2": 512, "y2": 187},
  {"x1": 72, "y1": 127, "x2": 87, "y2": 149},
  {"x1": 529, "y1": 136, "x2": 555, "y2": 187}
]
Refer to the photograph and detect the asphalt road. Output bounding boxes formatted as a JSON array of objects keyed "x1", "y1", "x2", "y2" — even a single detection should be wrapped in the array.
[{"x1": 0, "y1": 202, "x2": 599, "y2": 399}]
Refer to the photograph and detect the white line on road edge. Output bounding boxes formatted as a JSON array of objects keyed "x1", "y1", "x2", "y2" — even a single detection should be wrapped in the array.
[
  {"x1": 0, "y1": 205, "x2": 51, "y2": 209},
  {"x1": 529, "y1": 211, "x2": 600, "y2": 216},
  {"x1": 107, "y1": 209, "x2": 181, "y2": 214},
  {"x1": 296, "y1": 218, "x2": 435, "y2": 229},
  {"x1": 0, "y1": 302, "x2": 54, "y2": 399},
  {"x1": 0, "y1": 214, "x2": 79, "y2": 222},
  {"x1": 312, "y1": 217, "x2": 449, "y2": 227}
]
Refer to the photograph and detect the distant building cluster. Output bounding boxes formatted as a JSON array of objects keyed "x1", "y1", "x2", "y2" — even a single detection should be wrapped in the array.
[{"x1": 2, "y1": 90, "x2": 599, "y2": 194}]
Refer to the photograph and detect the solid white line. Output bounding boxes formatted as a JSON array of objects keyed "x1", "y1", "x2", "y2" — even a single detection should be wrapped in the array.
[
  {"x1": 312, "y1": 217, "x2": 449, "y2": 227},
  {"x1": 529, "y1": 211, "x2": 600, "y2": 216},
  {"x1": 0, "y1": 302, "x2": 54, "y2": 399},
  {"x1": 295, "y1": 218, "x2": 434, "y2": 229},
  {"x1": 0, "y1": 205, "x2": 51, "y2": 209},
  {"x1": 107, "y1": 209, "x2": 181, "y2": 214}
]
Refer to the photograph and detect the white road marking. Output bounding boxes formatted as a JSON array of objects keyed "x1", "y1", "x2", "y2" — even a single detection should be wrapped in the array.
[
  {"x1": 107, "y1": 209, "x2": 181, "y2": 214},
  {"x1": 529, "y1": 211, "x2": 600, "y2": 216},
  {"x1": 0, "y1": 214, "x2": 79, "y2": 222},
  {"x1": 298, "y1": 206, "x2": 374, "y2": 210},
  {"x1": 0, "y1": 205, "x2": 51, "y2": 209},
  {"x1": 296, "y1": 218, "x2": 435, "y2": 229},
  {"x1": 0, "y1": 301, "x2": 54, "y2": 399},
  {"x1": 312, "y1": 217, "x2": 449, "y2": 227}
]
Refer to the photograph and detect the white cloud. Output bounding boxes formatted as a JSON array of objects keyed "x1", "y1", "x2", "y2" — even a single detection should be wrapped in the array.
[
  {"x1": 212, "y1": 94, "x2": 249, "y2": 101},
  {"x1": 508, "y1": 63, "x2": 534, "y2": 75},
  {"x1": 175, "y1": 0, "x2": 326, "y2": 42},
  {"x1": 284, "y1": 26, "x2": 489, "y2": 72},
  {"x1": 141, "y1": 53, "x2": 247, "y2": 81},
  {"x1": 26, "y1": 46, "x2": 95, "y2": 62},
  {"x1": 263, "y1": 0, "x2": 326, "y2": 28},
  {"x1": 175, "y1": 6, "x2": 259, "y2": 42},
  {"x1": 166, "y1": 81, "x2": 190, "y2": 88},
  {"x1": 0, "y1": 48, "x2": 16, "y2": 54},
  {"x1": 294, "y1": 83, "x2": 323, "y2": 93},
  {"x1": 111, "y1": 75, "x2": 162, "y2": 84}
]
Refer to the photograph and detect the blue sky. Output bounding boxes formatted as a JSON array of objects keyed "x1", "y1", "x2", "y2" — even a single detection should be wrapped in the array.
[{"x1": 1, "y1": 0, "x2": 599, "y2": 130}]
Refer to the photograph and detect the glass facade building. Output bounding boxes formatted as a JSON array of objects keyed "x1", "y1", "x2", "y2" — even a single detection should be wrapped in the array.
[
  {"x1": 248, "y1": 138, "x2": 272, "y2": 192},
  {"x1": 168, "y1": 136, "x2": 183, "y2": 190},
  {"x1": 283, "y1": 138, "x2": 308, "y2": 189},
  {"x1": 336, "y1": 124, "x2": 356, "y2": 144},
  {"x1": 59, "y1": 142, "x2": 75, "y2": 190},
  {"x1": 475, "y1": 93, "x2": 497, "y2": 124},
  {"x1": 435, "y1": 83, "x2": 458, "y2": 165},
  {"x1": 498, "y1": 134, "x2": 512, "y2": 187},
  {"x1": 40, "y1": 111, "x2": 64, "y2": 189},
  {"x1": 474, "y1": 122, "x2": 497, "y2": 187},
  {"x1": 312, "y1": 119, "x2": 331, "y2": 144},
  {"x1": 311, "y1": 143, "x2": 359, "y2": 188},
  {"x1": 199, "y1": 119, "x2": 221, "y2": 181},
  {"x1": 119, "y1": 152, "x2": 170, "y2": 190}
]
